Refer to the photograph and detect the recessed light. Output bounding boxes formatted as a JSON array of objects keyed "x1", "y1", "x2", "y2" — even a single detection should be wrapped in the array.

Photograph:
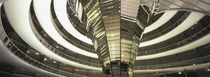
[{"x1": 178, "y1": 72, "x2": 181, "y2": 74}]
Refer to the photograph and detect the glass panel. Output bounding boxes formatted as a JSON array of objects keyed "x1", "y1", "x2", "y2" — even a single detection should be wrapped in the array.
[{"x1": 121, "y1": 52, "x2": 130, "y2": 63}]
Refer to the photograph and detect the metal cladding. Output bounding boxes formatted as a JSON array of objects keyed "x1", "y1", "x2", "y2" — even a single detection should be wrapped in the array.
[{"x1": 84, "y1": 0, "x2": 156, "y2": 76}]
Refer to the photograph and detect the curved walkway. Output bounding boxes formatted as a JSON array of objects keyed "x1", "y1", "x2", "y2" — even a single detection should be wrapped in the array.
[
  {"x1": 4, "y1": 0, "x2": 100, "y2": 71},
  {"x1": 53, "y1": 0, "x2": 93, "y2": 45},
  {"x1": 3, "y1": 0, "x2": 209, "y2": 71},
  {"x1": 33, "y1": 0, "x2": 97, "y2": 58}
]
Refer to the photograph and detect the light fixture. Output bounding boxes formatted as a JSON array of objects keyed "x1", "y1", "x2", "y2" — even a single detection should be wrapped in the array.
[
  {"x1": 178, "y1": 72, "x2": 182, "y2": 74},
  {"x1": 53, "y1": 61, "x2": 56, "y2": 63},
  {"x1": 27, "y1": 50, "x2": 30, "y2": 53},
  {"x1": 75, "y1": 69, "x2": 79, "y2": 71},
  {"x1": 8, "y1": 43, "x2": 11, "y2": 46},
  {"x1": 36, "y1": 52, "x2": 39, "y2": 55},
  {"x1": 207, "y1": 67, "x2": 210, "y2": 71},
  {"x1": 44, "y1": 58, "x2": 47, "y2": 61}
]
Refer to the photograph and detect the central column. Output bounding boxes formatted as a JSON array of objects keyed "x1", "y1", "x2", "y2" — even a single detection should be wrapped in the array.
[
  {"x1": 83, "y1": 0, "x2": 157, "y2": 76},
  {"x1": 98, "y1": 0, "x2": 142, "y2": 77}
]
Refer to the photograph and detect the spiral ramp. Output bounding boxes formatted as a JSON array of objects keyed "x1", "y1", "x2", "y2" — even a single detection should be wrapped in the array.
[{"x1": 0, "y1": 0, "x2": 210, "y2": 77}]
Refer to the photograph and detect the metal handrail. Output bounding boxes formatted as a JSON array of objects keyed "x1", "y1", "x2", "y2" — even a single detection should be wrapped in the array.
[
  {"x1": 30, "y1": 11, "x2": 101, "y2": 67},
  {"x1": 31, "y1": 20, "x2": 101, "y2": 67},
  {"x1": 29, "y1": 4, "x2": 101, "y2": 67},
  {"x1": 1, "y1": 34, "x2": 87, "y2": 77},
  {"x1": 139, "y1": 25, "x2": 209, "y2": 55},
  {"x1": 0, "y1": 11, "x2": 88, "y2": 77},
  {"x1": 135, "y1": 44, "x2": 210, "y2": 69},
  {"x1": 142, "y1": 12, "x2": 189, "y2": 41}
]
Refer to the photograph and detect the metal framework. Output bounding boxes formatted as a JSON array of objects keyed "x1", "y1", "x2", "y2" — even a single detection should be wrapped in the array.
[
  {"x1": 83, "y1": 0, "x2": 157, "y2": 76},
  {"x1": 156, "y1": 0, "x2": 210, "y2": 15}
]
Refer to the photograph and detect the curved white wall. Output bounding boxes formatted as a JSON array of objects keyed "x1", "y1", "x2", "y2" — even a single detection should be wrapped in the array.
[
  {"x1": 33, "y1": 0, "x2": 97, "y2": 58},
  {"x1": 4, "y1": 0, "x2": 100, "y2": 71},
  {"x1": 53, "y1": 0, "x2": 93, "y2": 45},
  {"x1": 140, "y1": 12, "x2": 204, "y2": 47},
  {"x1": 143, "y1": 11, "x2": 178, "y2": 34},
  {"x1": 0, "y1": 3, "x2": 63, "y2": 76},
  {"x1": 0, "y1": 41, "x2": 64, "y2": 77},
  {"x1": 136, "y1": 34, "x2": 210, "y2": 60}
]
